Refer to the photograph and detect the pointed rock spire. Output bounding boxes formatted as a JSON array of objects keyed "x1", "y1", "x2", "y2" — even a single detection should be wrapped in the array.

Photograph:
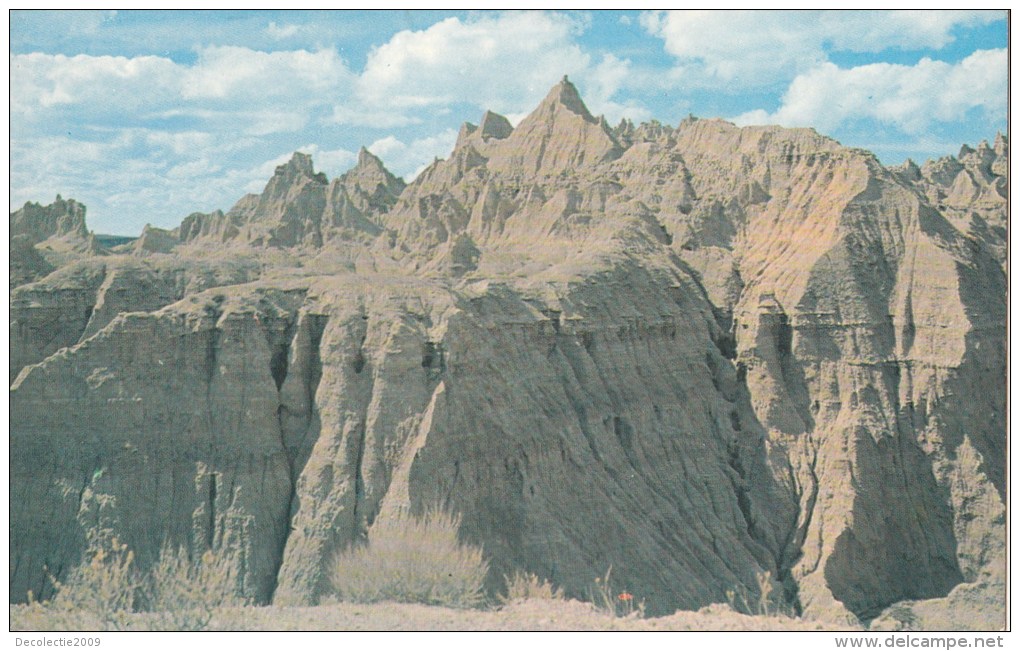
[
  {"x1": 485, "y1": 76, "x2": 622, "y2": 176},
  {"x1": 278, "y1": 151, "x2": 316, "y2": 178},
  {"x1": 893, "y1": 158, "x2": 922, "y2": 182},
  {"x1": 994, "y1": 131, "x2": 1008, "y2": 156},
  {"x1": 354, "y1": 146, "x2": 394, "y2": 176},
  {"x1": 260, "y1": 152, "x2": 327, "y2": 207},
  {"x1": 349, "y1": 147, "x2": 400, "y2": 183},
  {"x1": 456, "y1": 122, "x2": 479, "y2": 148},
  {"x1": 539, "y1": 74, "x2": 595, "y2": 121},
  {"x1": 338, "y1": 146, "x2": 406, "y2": 213},
  {"x1": 478, "y1": 110, "x2": 513, "y2": 140}
]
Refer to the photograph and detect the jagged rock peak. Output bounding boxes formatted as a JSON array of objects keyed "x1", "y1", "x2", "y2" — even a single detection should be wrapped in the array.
[
  {"x1": 31, "y1": 194, "x2": 85, "y2": 221},
  {"x1": 482, "y1": 76, "x2": 622, "y2": 176},
  {"x1": 10, "y1": 194, "x2": 89, "y2": 243},
  {"x1": 260, "y1": 152, "x2": 327, "y2": 203},
  {"x1": 614, "y1": 118, "x2": 635, "y2": 140},
  {"x1": 355, "y1": 146, "x2": 390, "y2": 174},
  {"x1": 457, "y1": 121, "x2": 478, "y2": 145},
  {"x1": 278, "y1": 151, "x2": 317, "y2": 178},
  {"x1": 541, "y1": 75, "x2": 596, "y2": 122},
  {"x1": 993, "y1": 131, "x2": 1008, "y2": 155},
  {"x1": 344, "y1": 147, "x2": 405, "y2": 191},
  {"x1": 892, "y1": 158, "x2": 922, "y2": 182},
  {"x1": 455, "y1": 111, "x2": 513, "y2": 151},
  {"x1": 336, "y1": 146, "x2": 405, "y2": 218},
  {"x1": 478, "y1": 110, "x2": 513, "y2": 140}
]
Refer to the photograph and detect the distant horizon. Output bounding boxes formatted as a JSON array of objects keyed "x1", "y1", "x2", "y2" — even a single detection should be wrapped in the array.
[{"x1": 11, "y1": 10, "x2": 1007, "y2": 236}]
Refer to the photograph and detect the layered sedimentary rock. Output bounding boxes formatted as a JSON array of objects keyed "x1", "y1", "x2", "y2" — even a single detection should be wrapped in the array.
[
  {"x1": 133, "y1": 225, "x2": 180, "y2": 256},
  {"x1": 178, "y1": 149, "x2": 399, "y2": 249},
  {"x1": 9, "y1": 78, "x2": 1005, "y2": 626},
  {"x1": 10, "y1": 196, "x2": 92, "y2": 288},
  {"x1": 898, "y1": 135, "x2": 1008, "y2": 271},
  {"x1": 11, "y1": 195, "x2": 89, "y2": 244}
]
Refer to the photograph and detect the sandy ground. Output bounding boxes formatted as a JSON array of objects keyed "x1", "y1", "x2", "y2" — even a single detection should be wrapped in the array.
[{"x1": 11, "y1": 599, "x2": 856, "y2": 631}]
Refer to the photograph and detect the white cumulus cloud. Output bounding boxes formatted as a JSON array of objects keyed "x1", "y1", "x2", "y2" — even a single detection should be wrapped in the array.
[
  {"x1": 818, "y1": 10, "x2": 1004, "y2": 52},
  {"x1": 367, "y1": 129, "x2": 459, "y2": 181},
  {"x1": 11, "y1": 52, "x2": 180, "y2": 117},
  {"x1": 732, "y1": 49, "x2": 1007, "y2": 135},
  {"x1": 580, "y1": 53, "x2": 652, "y2": 124},
  {"x1": 351, "y1": 12, "x2": 591, "y2": 119},
  {"x1": 641, "y1": 9, "x2": 1003, "y2": 88},
  {"x1": 181, "y1": 46, "x2": 352, "y2": 100}
]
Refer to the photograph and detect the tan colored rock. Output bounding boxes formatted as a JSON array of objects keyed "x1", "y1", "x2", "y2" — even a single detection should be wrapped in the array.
[
  {"x1": 908, "y1": 135, "x2": 1007, "y2": 269},
  {"x1": 486, "y1": 76, "x2": 623, "y2": 177},
  {"x1": 9, "y1": 234, "x2": 55, "y2": 289},
  {"x1": 9, "y1": 80, "x2": 1005, "y2": 628},
  {"x1": 9, "y1": 196, "x2": 99, "y2": 288},
  {"x1": 133, "y1": 224, "x2": 179, "y2": 255},
  {"x1": 10, "y1": 195, "x2": 89, "y2": 244}
]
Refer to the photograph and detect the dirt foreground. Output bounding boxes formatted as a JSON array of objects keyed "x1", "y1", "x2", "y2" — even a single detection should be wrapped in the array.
[{"x1": 12, "y1": 599, "x2": 855, "y2": 632}]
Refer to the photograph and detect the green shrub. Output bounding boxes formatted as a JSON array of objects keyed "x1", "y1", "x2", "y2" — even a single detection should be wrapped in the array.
[{"x1": 331, "y1": 509, "x2": 489, "y2": 609}]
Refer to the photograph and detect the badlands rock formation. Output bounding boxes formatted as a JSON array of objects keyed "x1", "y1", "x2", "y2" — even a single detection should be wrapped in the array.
[
  {"x1": 9, "y1": 195, "x2": 89, "y2": 288},
  {"x1": 9, "y1": 78, "x2": 1006, "y2": 627}
]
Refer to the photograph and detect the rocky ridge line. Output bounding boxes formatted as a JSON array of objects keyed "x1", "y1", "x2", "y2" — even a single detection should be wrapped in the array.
[{"x1": 9, "y1": 78, "x2": 1006, "y2": 629}]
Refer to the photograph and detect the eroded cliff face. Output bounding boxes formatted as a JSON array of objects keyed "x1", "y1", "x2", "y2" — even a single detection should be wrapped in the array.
[{"x1": 9, "y1": 79, "x2": 1005, "y2": 626}]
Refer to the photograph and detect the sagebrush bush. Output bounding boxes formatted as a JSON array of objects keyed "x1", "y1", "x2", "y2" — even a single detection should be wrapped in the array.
[
  {"x1": 30, "y1": 487, "x2": 140, "y2": 629},
  {"x1": 331, "y1": 509, "x2": 489, "y2": 609},
  {"x1": 41, "y1": 535, "x2": 140, "y2": 630},
  {"x1": 500, "y1": 571, "x2": 565, "y2": 604},
  {"x1": 25, "y1": 542, "x2": 249, "y2": 631},
  {"x1": 19, "y1": 487, "x2": 248, "y2": 631},
  {"x1": 143, "y1": 544, "x2": 250, "y2": 630}
]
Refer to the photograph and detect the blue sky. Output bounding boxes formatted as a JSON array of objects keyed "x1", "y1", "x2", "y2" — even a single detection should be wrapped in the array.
[{"x1": 10, "y1": 10, "x2": 1008, "y2": 235}]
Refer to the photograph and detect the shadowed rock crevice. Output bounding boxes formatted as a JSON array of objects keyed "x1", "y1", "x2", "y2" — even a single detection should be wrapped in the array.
[{"x1": 278, "y1": 311, "x2": 328, "y2": 483}]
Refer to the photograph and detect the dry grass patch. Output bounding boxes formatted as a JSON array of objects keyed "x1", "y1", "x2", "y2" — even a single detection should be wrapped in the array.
[
  {"x1": 587, "y1": 567, "x2": 645, "y2": 618},
  {"x1": 22, "y1": 535, "x2": 140, "y2": 631},
  {"x1": 331, "y1": 509, "x2": 488, "y2": 609},
  {"x1": 18, "y1": 529, "x2": 248, "y2": 630},
  {"x1": 500, "y1": 571, "x2": 565, "y2": 604},
  {"x1": 143, "y1": 544, "x2": 251, "y2": 630}
]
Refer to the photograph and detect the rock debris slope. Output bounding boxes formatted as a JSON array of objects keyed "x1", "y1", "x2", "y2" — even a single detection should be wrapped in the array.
[{"x1": 9, "y1": 78, "x2": 1005, "y2": 627}]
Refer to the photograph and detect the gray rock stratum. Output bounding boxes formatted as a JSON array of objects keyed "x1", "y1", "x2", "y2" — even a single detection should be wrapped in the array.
[{"x1": 9, "y1": 78, "x2": 1006, "y2": 627}]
